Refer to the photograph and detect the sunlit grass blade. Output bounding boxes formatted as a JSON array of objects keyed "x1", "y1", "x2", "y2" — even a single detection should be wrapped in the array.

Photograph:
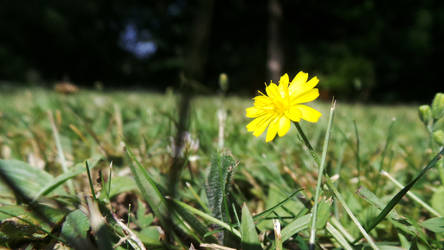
[
  {"x1": 172, "y1": 199, "x2": 241, "y2": 238},
  {"x1": 48, "y1": 111, "x2": 74, "y2": 194},
  {"x1": 330, "y1": 217, "x2": 354, "y2": 243},
  {"x1": 280, "y1": 213, "x2": 311, "y2": 242},
  {"x1": 309, "y1": 99, "x2": 336, "y2": 250},
  {"x1": 326, "y1": 222, "x2": 353, "y2": 250},
  {"x1": 325, "y1": 177, "x2": 379, "y2": 249},
  {"x1": 273, "y1": 219, "x2": 282, "y2": 250},
  {"x1": 171, "y1": 198, "x2": 218, "y2": 243},
  {"x1": 357, "y1": 186, "x2": 402, "y2": 220},
  {"x1": 186, "y1": 182, "x2": 210, "y2": 213},
  {"x1": 381, "y1": 170, "x2": 442, "y2": 217},
  {"x1": 85, "y1": 161, "x2": 97, "y2": 200},
  {"x1": 111, "y1": 211, "x2": 146, "y2": 250},
  {"x1": 359, "y1": 147, "x2": 444, "y2": 239},
  {"x1": 353, "y1": 120, "x2": 361, "y2": 186}
]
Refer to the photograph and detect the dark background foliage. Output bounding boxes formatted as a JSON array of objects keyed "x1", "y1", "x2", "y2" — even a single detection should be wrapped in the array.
[{"x1": 0, "y1": 0, "x2": 442, "y2": 102}]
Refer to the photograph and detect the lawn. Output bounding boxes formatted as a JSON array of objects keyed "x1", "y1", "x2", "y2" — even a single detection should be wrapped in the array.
[{"x1": 0, "y1": 87, "x2": 443, "y2": 249}]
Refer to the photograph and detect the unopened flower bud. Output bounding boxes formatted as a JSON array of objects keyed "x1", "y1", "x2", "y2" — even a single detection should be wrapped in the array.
[
  {"x1": 419, "y1": 105, "x2": 432, "y2": 125},
  {"x1": 431, "y1": 93, "x2": 444, "y2": 120},
  {"x1": 219, "y1": 73, "x2": 229, "y2": 92},
  {"x1": 433, "y1": 130, "x2": 444, "y2": 145}
]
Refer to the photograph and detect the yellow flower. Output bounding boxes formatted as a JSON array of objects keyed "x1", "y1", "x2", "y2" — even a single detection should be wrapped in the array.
[{"x1": 246, "y1": 71, "x2": 322, "y2": 142}]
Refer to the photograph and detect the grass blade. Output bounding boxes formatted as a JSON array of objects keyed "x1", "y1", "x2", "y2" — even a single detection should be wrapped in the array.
[
  {"x1": 240, "y1": 203, "x2": 261, "y2": 250},
  {"x1": 309, "y1": 99, "x2": 336, "y2": 250},
  {"x1": 362, "y1": 147, "x2": 444, "y2": 236},
  {"x1": 85, "y1": 161, "x2": 97, "y2": 200},
  {"x1": 353, "y1": 120, "x2": 361, "y2": 186},
  {"x1": 172, "y1": 198, "x2": 219, "y2": 243},
  {"x1": 253, "y1": 188, "x2": 303, "y2": 221},
  {"x1": 280, "y1": 213, "x2": 311, "y2": 242},
  {"x1": 172, "y1": 199, "x2": 241, "y2": 238},
  {"x1": 48, "y1": 111, "x2": 74, "y2": 194},
  {"x1": 125, "y1": 145, "x2": 169, "y2": 227},
  {"x1": 273, "y1": 219, "x2": 282, "y2": 250},
  {"x1": 381, "y1": 170, "x2": 442, "y2": 217},
  {"x1": 325, "y1": 177, "x2": 379, "y2": 249},
  {"x1": 326, "y1": 222, "x2": 353, "y2": 250},
  {"x1": 33, "y1": 158, "x2": 100, "y2": 201}
]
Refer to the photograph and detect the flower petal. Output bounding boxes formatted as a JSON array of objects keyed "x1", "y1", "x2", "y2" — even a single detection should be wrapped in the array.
[
  {"x1": 252, "y1": 115, "x2": 274, "y2": 137},
  {"x1": 265, "y1": 82, "x2": 281, "y2": 101},
  {"x1": 253, "y1": 114, "x2": 275, "y2": 137},
  {"x1": 285, "y1": 106, "x2": 302, "y2": 122},
  {"x1": 289, "y1": 71, "x2": 308, "y2": 95},
  {"x1": 266, "y1": 116, "x2": 280, "y2": 142},
  {"x1": 305, "y1": 76, "x2": 319, "y2": 90},
  {"x1": 246, "y1": 107, "x2": 266, "y2": 118},
  {"x1": 278, "y1": 116, "x2": 291, "y2": 137},
  {"x1": 279, "y1": 74, "x2": 289, "y2": 97},
  {"x1": 292, "y1": 88, "x2": 319, "y2": 104},
  {"x1": 246, "y1": 113, "x2": 275, "y2": 138},
  {"x1": 279, "y1": 73, "x2": 289, "y2": 86},
  {"x1": 246, "y1": 113, "x2": 268, "y2": 132},
  {"x1": 254, "y1": 95, "x2": 272, "y2": 107},
  {"x1": 296, "y1": 105, "x2": 322, "y2": 123}
]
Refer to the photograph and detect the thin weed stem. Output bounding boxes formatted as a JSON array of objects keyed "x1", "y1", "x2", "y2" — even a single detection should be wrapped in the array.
[{"x1": 296, "y1": 99, "x2": 335, "y2": 250}]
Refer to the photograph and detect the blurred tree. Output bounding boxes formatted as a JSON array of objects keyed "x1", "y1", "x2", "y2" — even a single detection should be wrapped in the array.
[
  {"x1": 267, "y1": 0, "x2": 283, "y2": 82},
  {"x1": 0, "y1": 0, "x2": 442, "y2": 102}
]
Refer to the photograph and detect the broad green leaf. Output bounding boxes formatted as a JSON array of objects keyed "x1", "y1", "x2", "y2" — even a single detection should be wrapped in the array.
[
  {"x1": 431, "y1": 186, "x2": 444, "y2": 216},
  {"x1": 0, "y1": 159, "x2": 63, "y2": 199},
  {"x1": 280, "y1": 214, "x2": 311, "y2": 242},
  {"x1": 420, "y1": 217, "x2": 444, "y2": 233},
  {"x1": 34, "y1": 158, "x2": 101, "y2": 201},
  {"x1": 61, "y1": 209, "x2": 90, "y2": 240},
  {"x1": 0, "y1": 204, "x2": 65, "y2": 236},
  {"x1": 135, "y1": 201, "x2": 154, "y2": 228},
  {"x1": 102, "y1": 175, "x2": 138, "y2": 199},
  {"x1": 241, "y1": 204, "x2": 261, "y2": 250},
  {"x1": 135, "y1": 226, "x2": 161, "y2": 245},
  {"x1": 315, "y1": 200, "x2": 331, "y2": 229}
]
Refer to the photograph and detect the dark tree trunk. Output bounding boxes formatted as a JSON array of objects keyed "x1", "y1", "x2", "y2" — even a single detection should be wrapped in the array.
[
  {"x1": 184, "y1": 0, "x2": 215, "y2": 82},
  {"x1": 267, "y1": 0, "x2": 283, "y2": 82}
]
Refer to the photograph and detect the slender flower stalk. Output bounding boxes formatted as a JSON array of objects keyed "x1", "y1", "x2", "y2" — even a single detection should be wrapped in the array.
[{"x1": 308, "y1": 100, "x2": 335, "y2": 250}]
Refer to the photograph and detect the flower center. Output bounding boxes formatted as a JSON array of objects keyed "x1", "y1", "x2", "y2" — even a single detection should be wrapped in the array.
[{"x1": 273, "y1": 98, "x2": 290, "y2": 115}]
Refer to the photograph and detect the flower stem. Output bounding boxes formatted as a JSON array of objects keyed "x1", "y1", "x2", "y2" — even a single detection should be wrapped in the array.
[
  {"x1": 294, "y1": 122, "x2": 320, "y2": 165},
  {"x1": 295, "y1": 100, "x2": 336, "y2": 250}
]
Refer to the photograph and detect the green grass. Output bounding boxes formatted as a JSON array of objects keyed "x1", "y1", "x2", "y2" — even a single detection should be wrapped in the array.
[{"x1": 0, "y1": 87, "x2": 443, "y2": 249}]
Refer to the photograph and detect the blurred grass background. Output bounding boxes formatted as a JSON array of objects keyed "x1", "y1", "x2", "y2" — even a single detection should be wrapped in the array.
[{"x1": 1, "y1": 87, "x2": 442, "y2": 248}]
